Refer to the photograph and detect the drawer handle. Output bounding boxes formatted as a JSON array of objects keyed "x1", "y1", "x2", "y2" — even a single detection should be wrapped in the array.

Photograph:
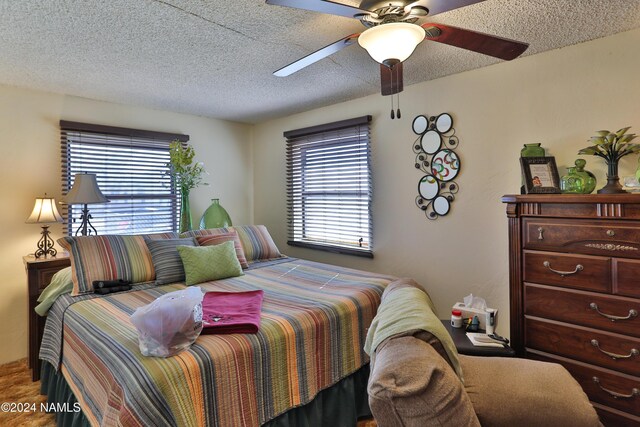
[
  {"x1": 542, "y1": 261, "x2": 583, "y2": 277},
  {"x1": 606, "y1": 229, "x2": 615, "y2": 237},
  {"x1": 589, "y1": 303, "x2": 638, "y2": 322},
  {"x1": 537, "y1": 227, "x2": 544, "y2": 241},
  {"x1": 592, "y1": 377, "x2": 639, "y2": 399},
  {"x1": 590, "y1": 339, "x2": 639, "y2": 359}
]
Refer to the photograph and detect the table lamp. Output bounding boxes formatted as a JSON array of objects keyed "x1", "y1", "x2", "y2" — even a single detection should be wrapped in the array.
[
  {"x1": 25, "y1": 195, "x2": 64, "y2": 258},
  {"x1": 64, "y1": 173, "x2": 110, "y2": 236}
]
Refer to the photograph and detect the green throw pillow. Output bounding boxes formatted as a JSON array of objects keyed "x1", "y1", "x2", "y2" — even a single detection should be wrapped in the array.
[{"x1": 176, "y1": 241, "x2": 243, "y2": 286}]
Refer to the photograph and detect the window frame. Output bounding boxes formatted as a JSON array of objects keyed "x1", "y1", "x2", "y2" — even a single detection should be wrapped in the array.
[
  {"x1": 285, "y1": 115, "x2": 373, "y2": 258},
  {"x1": 60, "y1": 121, "x2": 189, "y2": 236}
]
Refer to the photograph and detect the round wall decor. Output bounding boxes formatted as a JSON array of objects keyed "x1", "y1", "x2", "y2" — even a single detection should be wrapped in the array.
[{"x1": 412, "y1": 113, "x2": 460, "y2": 220}]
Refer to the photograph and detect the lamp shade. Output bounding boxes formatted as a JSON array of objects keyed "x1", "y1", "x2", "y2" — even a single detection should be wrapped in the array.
[
  {"x1": 26, "y1": 197, "x2": 63, "y2": 224},
  {"x1": 358, "y1": 22, "x2": 425, "y2": 64},
  {"x1": 64, "y1": 173, "x2": 109, "y2": 204}
]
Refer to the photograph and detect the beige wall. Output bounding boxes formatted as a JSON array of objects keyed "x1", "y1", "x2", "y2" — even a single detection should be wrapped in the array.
[
  {"x1": 2, "y1": 28, "x2": 638, "y2": 364},
  {"x1": 0, "y1": 86, "x2": 253, "y2": 364},
  {"x1": 252, "y1": 28, "x2": 640, "y2": 336}
]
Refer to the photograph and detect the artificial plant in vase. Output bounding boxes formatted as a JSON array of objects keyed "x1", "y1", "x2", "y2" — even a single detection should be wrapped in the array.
[
  {"x1": 578, "y1": 127, "x2": 639, "y2": 194},
  {"x1": 168, "y1": 141, "x2": 207, "y2": 232}
]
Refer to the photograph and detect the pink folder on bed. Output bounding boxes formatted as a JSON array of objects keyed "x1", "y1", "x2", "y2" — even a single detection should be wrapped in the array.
[{"x1": 201, "y1": 290, "x2": 264, "y2": 334}]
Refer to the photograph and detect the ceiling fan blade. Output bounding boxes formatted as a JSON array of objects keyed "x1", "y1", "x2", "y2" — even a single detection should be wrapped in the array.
[
  {"x1": 422, "y1": 23, "x2": 529, "y2": 60},
  {"x1": 406, "y1": 0, "x2": 485, "y2": 17},
  {"x1": 381, "y1": 62, "x2": 403, "y2": 96},
  {"x1": 265, "y1": 0, "x2": 374, "y2": 19},
  {"x1": 274, "y1": 34, "x2": 360, "y2": 77}
]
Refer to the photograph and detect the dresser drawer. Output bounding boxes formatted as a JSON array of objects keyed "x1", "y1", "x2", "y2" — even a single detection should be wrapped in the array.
[
  {"x1": 525, "y1": 284, "x2": 640, "y2": 338},
  {"x1": 523, "y1": 218, "x2": 640, "y2": 259},
  {"x1": 526, "y1": 318, "x2": 640, "y2": 376},
  {"x1": 594, "y1": 404, "x2": 640, "y2": 427},
  {"x1": 616, "y1": 259, "x2": 640, "y2": 298},
  {"x1": 524, "y1": 251, "x2": 611, "y2": 292},
  {"x1": 529, "y1": 350, "x2": 640, "y2": 418}
]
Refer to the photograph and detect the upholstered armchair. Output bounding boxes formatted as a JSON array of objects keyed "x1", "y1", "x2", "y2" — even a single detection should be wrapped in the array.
[{"x1": 366, "y1": 279, "x2": 602, "y2": 427}]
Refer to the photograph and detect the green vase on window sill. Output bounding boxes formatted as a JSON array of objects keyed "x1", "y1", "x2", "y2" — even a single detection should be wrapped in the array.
[
  {"x1": 199, "y1": 198, "x2": 232, "y2": 229},
  {"x1": 179, "y1": 190, "x2": 193, "y2": 233},
  {"x1": 169, "y1": 141, "x2": 208, "y2": 233}
]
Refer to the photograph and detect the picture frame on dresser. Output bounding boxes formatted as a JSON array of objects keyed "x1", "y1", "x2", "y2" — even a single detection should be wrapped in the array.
[{"x1": 520, "y1": 156, "x2": 561, "y2": 194}]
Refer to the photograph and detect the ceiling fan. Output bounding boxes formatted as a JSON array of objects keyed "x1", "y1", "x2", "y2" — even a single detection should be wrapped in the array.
[{"x1": 266, "y1": 0, "x2": 529, "y2": 99}]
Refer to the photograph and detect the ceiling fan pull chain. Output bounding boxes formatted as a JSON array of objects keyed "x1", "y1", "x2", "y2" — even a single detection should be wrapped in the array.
[
  {"x1": 390, "y1": 70, "x2": 395, "y2": 119},
  {"x1": 395, "y1": 64, "x2": 401, "y2": 119}
]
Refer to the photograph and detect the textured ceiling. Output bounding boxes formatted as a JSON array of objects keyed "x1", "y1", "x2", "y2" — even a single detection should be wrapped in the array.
[{"x1": 1, "y1": 0, "x2": 639, "y2": 123}]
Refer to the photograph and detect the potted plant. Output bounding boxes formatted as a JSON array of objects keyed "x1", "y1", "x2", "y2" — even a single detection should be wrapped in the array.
[
  {"x1": 168, "y1": 141, "x2": 207, "y2": 232},
  {"x1": 578, "y1": 127, "x2": 639, "y2": 194}
]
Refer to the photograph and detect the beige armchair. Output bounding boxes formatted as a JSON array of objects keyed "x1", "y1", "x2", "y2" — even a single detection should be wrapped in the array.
[{"x1": 365, "y1": 280, "x2": 602, "y2": 426}]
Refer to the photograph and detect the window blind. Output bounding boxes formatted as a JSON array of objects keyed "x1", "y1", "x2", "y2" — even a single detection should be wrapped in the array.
[
  {"x1": 285, "y1": 115, "x2": 373, "y2": 257},
  {"x1": 60, "y1": 121, "x2": 189, "y2": 235}
]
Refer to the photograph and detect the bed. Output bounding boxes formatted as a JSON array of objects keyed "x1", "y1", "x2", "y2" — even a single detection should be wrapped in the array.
[{"x1": 39, "y1": 249, "x2": 394, "y2": 426}]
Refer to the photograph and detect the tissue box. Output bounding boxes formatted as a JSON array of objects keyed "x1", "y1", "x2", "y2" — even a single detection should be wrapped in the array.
[{"x1": 452, "y1": 302, "x2": 497, "y2": 330}]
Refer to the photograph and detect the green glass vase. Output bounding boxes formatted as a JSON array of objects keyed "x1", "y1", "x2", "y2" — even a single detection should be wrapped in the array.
[
  {"x1": 199, "y1": 199, "x2": 232, "y2": 229},
  {"x1": 573, "y1": 159, "x2": 597, "y2": 194},
  {"x1": 560, "y1": 167, "x2": 585, "y2": 194},
  {"x1": 520, "y1": 143, "x2": 545, "y2": 158},
  {"x1": 179, "y1": 190, "x2": 193, "y2": 233}
]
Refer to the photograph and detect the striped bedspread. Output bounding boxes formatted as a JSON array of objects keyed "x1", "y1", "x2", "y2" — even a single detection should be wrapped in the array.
[{"x1": 44, "y1": 258, "x2": 394, "y2": 426}]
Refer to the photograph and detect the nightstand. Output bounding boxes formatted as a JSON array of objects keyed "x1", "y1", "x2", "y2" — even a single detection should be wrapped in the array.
[
  {"x1": 23, "y1": 254, "x2": 70, "y2": 381},
  {"x1": 441, "y1": 320, "x2": 515, "y2": 357}
]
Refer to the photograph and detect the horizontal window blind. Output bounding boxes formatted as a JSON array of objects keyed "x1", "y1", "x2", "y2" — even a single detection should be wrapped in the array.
[
  {"x1": 60, "y1": 121, "x2": 189, "y2": 235},
  {"x1": 286, "y1": 116, "x2": 373, "y2": 257}
]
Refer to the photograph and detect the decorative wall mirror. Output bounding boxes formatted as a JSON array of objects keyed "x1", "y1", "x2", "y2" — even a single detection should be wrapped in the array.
[{"x1": 412, "y1": 113, "x2": 460, "y2": 220}]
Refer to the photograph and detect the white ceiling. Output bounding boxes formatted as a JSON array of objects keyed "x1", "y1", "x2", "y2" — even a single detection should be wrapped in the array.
[{"x1": 1, "y1": 0, "x2": 639, "y2": 123}]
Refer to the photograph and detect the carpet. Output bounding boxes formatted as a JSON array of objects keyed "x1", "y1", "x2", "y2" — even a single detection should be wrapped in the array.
[
  {"x1": 0, "y1": 358, "x2": 377, "y2": 426},
  {"x1": 0, "y1": 359, "x2": 53, "y2": 426}
]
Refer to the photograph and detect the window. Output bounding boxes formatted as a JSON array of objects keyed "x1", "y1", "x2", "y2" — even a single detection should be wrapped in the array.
[
  {"x1": 60, "y1": 121, "x2": 189, "y2": 235},
  {"x1": 285, "y1": 115, "x2": 373, "y2": 257}
]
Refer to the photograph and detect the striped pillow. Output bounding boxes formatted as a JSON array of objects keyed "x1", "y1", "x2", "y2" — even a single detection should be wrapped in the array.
[
  {"x1": 229, "y1": 225, "x2": 281, "y2": 261},
  {"x1": 180, "y1": 227, "x2": 229, "y2": 238},
  {"x1": 196, "y1": 232, "x2": 249, "y2": 269},
  {"x1": 146, "y1": 238, "x2": 197, "y2": 285},
  {"x1": 58, "y1": 235, "x2": 155, "y2": 296},
  {"x1": 143, "y1": 232, "x2": 180, "y2": 240}
]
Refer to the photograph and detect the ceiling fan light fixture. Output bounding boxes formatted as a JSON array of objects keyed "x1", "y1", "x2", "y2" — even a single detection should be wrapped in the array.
[{"x1": 358, "y1": 22, "x2": 425, "y2": 65}]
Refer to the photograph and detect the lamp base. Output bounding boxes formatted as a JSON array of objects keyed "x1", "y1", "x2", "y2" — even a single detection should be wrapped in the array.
[
  {"x1": 74, "y1": 204, "x2": 98, "y2": 236},
  {"x1": 34, "y1": 225, "x2": 57, "y2": 259}
]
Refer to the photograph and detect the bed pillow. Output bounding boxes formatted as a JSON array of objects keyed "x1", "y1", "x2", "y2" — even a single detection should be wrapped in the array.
[
  {"x1": 176, "y1": 241, "x2": 243, "y2": 286},
  {"x1": 228, "y1": 225, "x2": 281, "y2": 261},
  {"x1": 35, "y1": 267, "x2": 73, "y2": 316},
  {"x1": 180, "y1": 227, "x2": 229, "y2": 239},
  {"x1": 146, "y1": 238, "x2": 197, "y2": 285},
  {"x1": 196, "y1": 232, "x2": 249, "y2": 269},
  {"x1": 58, "y1": 235, "x2": 155, "y2": 295},
  {"x1": 143, "y1": 232, "x2": 180, "y2": 240}
]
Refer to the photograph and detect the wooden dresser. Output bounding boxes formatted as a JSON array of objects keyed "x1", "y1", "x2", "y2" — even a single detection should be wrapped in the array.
[{"x1": 503, "y1": 194, "x2": 640, "y2": 426}]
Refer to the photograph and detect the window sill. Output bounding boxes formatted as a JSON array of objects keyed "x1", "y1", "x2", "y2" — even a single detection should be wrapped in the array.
[{"x1": 287, "y1": 241, "x2": 373, "y2": 258}]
